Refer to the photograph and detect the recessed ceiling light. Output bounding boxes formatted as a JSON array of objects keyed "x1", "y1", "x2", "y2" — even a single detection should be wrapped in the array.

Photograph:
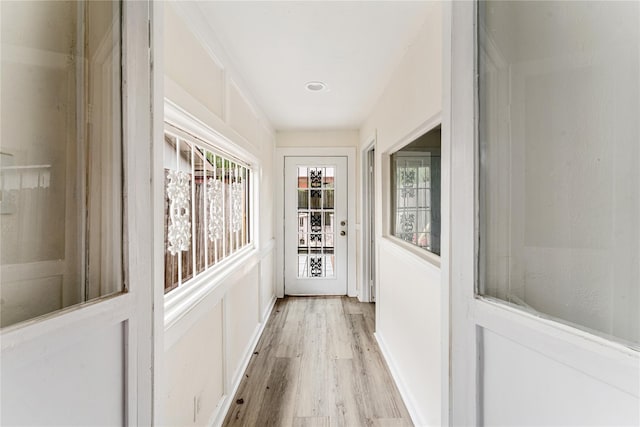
[{"x1": 305, "y1": 81, "x2": 327, "y2": 92}]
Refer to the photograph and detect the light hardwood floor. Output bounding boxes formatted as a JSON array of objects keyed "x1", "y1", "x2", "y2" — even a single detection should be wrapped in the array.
[{"x1": 222, "y1": 297, "x2": 413, "y2": 427}]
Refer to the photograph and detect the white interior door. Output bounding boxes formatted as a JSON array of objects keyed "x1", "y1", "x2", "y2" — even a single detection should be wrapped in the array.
[
  {"x1": 0, "y1": 2, "x2": 156, "y2": 425},
  {"x1": 284, "y1": 156, "x2": 348, "y2": 295}
]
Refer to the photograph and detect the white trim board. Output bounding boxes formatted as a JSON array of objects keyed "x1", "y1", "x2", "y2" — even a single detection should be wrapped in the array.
[
  {"x1": 359, "y1": 132, "x2": 376, "y2": 303},
  {"x1": 275, "y1": 147, "x2": 357, "y2": 298}
]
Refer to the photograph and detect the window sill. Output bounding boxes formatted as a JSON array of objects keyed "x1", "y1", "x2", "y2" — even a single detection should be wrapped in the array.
[
  {"x1": 163, "y1": 244, "x2": 258, "y2": 330},
  {"x1": 382, "y1": 235, "x2": 441, "y2": 269}
]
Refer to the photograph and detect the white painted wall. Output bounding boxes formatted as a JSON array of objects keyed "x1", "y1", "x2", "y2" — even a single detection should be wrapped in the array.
[
  {"x1": 162, "y1": 4, "x2": 276, "y2": 426},
  {"x1": 359, "y1": 3, "x2": 443, "y2": 425},
  {"x1": 276, "y1": 130, "x2": 359, "y2": 148},
  {"x1": 163, "y1": 304, "x2": 224, "y2": 427}
]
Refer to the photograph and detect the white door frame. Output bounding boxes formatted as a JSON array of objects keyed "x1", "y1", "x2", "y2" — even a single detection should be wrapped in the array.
[
  {"x1": 447, "y1": 2, "x2": 639, "y2": 425},
  {"x1": 359, "y1": 134, "x2": 376, "y2": 303},
  {"x1": 150, "y1": 0, "x2": 165, "y2": 423},
  {"x1": 276, "y1": 147, "x2": 356, "y2": 298}
]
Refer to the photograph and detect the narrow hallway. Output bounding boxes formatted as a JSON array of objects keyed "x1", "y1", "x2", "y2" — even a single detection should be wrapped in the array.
[{"x1": 223, "y1": 297, "x2": 412, "y2": 426}]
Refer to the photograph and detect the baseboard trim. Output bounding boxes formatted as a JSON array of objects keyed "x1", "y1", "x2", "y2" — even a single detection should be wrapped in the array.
[
  {"x1": 374, "y1": 332, "x2": 426, "y2": 427},
  {"x1": 210, "y1": 296, "x2": 277, "y2": 427}
]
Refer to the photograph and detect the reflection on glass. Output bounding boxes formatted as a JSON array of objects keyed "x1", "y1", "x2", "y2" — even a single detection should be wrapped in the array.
[
  {"x1": 0, "y1": 1, "x2": 123, "y2": 328},
  {"x1": 478, "y1": 1, "x2": 639, "y2": 345},
  {"x1": 390, "y1": 126, "x2": 441, "y2": 255}
]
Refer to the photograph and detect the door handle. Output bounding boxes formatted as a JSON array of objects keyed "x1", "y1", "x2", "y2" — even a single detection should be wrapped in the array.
[{"x1": 340, "y1": 231, "x2": 346, "y2": 236}]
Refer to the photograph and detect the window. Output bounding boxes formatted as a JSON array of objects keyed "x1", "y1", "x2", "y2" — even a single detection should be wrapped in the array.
[
  {"x1": 164, "y1": 124, "x2": 252, "y2": 294},
  {"x1": 1, "y1": 0, "x2": 123, "y2": 328},
  {"x1": 390, "y1": 125, "x2": 441, "y2": 256},
  {"x1": 478, "y1": 1, "x2": 639, "y2": 345}
]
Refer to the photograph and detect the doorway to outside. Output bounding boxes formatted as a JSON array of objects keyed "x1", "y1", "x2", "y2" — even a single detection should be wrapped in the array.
[{"x1": 284, "y1": 156, "x2": 348, "y2": 295}]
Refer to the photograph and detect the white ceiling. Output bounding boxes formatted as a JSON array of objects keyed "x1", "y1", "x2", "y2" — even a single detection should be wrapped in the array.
[{"x1": 196, "y1": 1, "x2": 431, "y2": 131}]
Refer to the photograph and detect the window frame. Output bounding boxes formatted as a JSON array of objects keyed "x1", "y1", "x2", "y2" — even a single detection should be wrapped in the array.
[
  {"x1": 163, "y1": 100, "x2": 259, "y2": 326},
  {"x1": 386, "y1": 121, "x2": 442, "y2": 265}
]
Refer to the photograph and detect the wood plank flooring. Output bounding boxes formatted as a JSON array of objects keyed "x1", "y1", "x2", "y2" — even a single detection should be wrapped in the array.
[{"x1": 222, "y1": 297, "x2": 413, "y2": 427}]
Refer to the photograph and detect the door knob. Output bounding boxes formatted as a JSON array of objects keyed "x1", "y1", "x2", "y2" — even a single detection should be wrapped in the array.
[
  {"x1": 340, "y1": 231, "x2": 346, "y2": 236},
  {"x1": 340, "y1": 220, "x2": 346, "y2": 226}
]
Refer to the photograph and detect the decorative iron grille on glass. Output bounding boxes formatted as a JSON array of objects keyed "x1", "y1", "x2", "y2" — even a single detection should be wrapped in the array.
[
  {"x1": 164, "y1": 126, "x2": 251, "y2": 294},
  {"x1": 296, "y1": 166, "x2": 336, "y2": 278},
  {"x1": 390, "y1": 125, "x2": 441, "y2": 256}
]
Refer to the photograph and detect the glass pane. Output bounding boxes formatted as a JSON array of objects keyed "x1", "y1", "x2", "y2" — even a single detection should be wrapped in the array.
[
  {"x1": 309, "y1": 256, "x2": 323, "y2": 277},
  {"x1": 309, "y1": 168, "x2": 322, "y2": 188},
  {"x1": 297, "y1": 167, "x2": 308, "y2": 188},
  {"x1": 0, "y1": 1, "x2": 122, "y2": 328},
  {"x1": 310, "y1": 233, "x2": 322, "y2": 248},
  {"x1": 310, "y1": 190, "x2": 322, "y2": 209},
  {"x1": 194, "y1": 149, "x2": 205, "y2": 274},
  {"x1": 205, "y1": 153, "x2": 217, "y2": 266},
  {"x1": 298, "y1": 233, "x2": 307, "y2": 248},
  {"x1": 323, "y1": 167, "x2": 335, "y2": 188},
  {"x1": 323, "y1": 190, "x2": 334, "y2": 209},
  {"x1": 297, "y1": 212, "x2": 308, "y2": 233},
  {"x1": 325, "y1": 255, "x2": 335, "y2": 277},
  {"x1": 180, "y1": 141, "x2": 194, "y2": 283},
  {"x1": 298, "y1": 255, "x2": 308, "y2": 277},
  {"x1": 478, "y1": 1, "x2": 639, "y2": 345},
  {"x1": 310, "y1": 212, "x2": 322, "y2": 233},
  {"x1": 210, "y1": 155, "x2": 225, "y2": 265},
  {"x1": 390, "y1": 127, "x2": 441, "y2": 256},
  {"x1": 164, "y1": 137, "x2": 179, "y2": 292},
  {"x1": 295, "y1": 164, "x2": 337, "y2": 278},
  {"x1": 324, "y1": 212, "x2": 334, "y2": 232},
  {"x1": 324, "y1": 233, "x2": 334, "y2": 252},
  {"x1": 298, "y1": 190, "x2": 308, "y2": 209}
]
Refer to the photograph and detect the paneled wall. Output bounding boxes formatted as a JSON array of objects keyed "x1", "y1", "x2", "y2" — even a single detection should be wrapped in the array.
[
  {"x1": 162, "y1": 4, "x2": 276, "y2": 426},
  {"x1": 359, "y1": 3, "x2": 444, "y2": 425}
]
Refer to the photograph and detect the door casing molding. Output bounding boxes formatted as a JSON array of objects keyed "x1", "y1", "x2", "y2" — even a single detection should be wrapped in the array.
[
  {"x1": 275, "y1": 147, "x2": 357, "y2": 298},
  {"x1": 359, "y1": 133, "x2": 376, "y2": 303}
]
